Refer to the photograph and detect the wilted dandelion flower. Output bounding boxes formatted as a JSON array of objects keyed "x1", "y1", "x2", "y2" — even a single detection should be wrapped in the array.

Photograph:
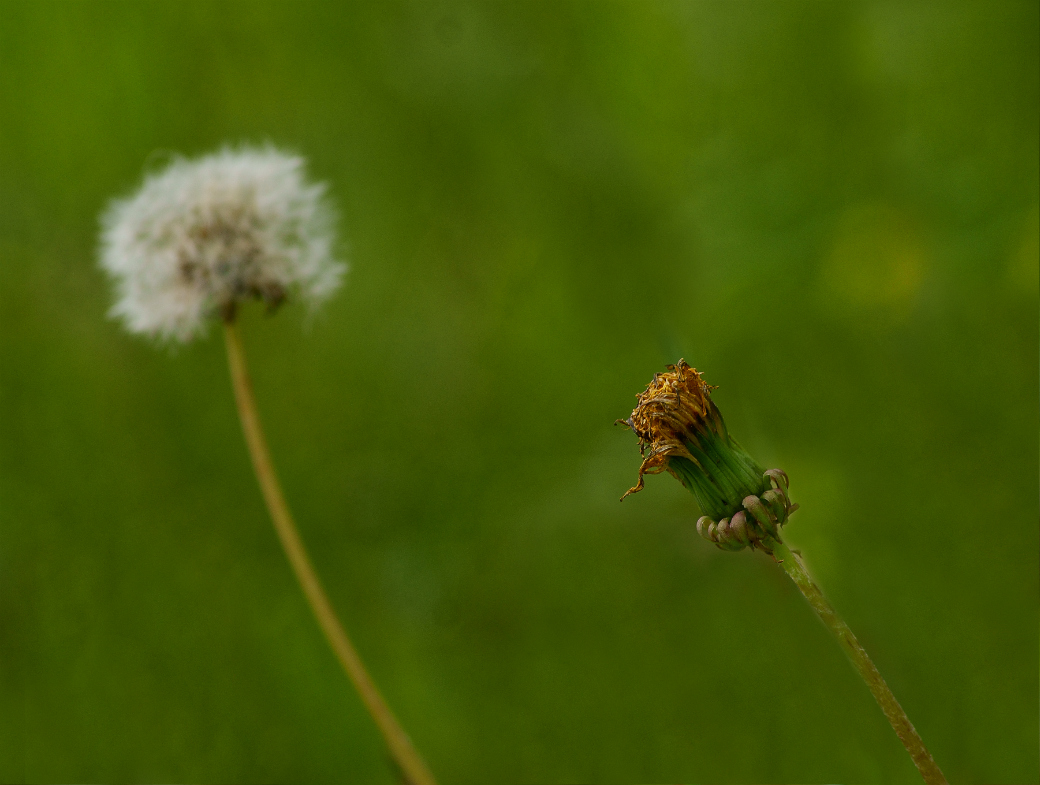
[
  {"x1": 618, "y1": 360, "x2": 797, "y2": 552},
  {"x1": 100, "y1": 145, "x2": 345, "y2": 342},
  {"x1": 614, "y1": 361, "x2": 949, "y2": 785}
]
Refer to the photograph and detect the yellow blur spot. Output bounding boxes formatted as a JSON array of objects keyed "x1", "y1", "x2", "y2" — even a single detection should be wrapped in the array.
[
  {"x1": 1007, "y1": 204, "x2": 1039, "y2": 296},
  {"x1": 821, "y1": 203, "x2": 927, "y2": 320}
]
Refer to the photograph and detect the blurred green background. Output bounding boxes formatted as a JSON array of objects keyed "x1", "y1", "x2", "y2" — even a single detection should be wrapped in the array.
[{"x1": 1, "y1": 2, "x2": 1037, "y2": 783}]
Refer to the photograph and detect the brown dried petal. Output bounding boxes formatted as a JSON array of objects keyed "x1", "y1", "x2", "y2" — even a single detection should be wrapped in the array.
[{"x1": 620, "y1": 359, "x2": 722, "y2": 500}]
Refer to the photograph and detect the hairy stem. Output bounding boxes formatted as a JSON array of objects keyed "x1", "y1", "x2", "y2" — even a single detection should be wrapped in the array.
[
  {"x1": 223, "y1": 321, "x2": 437, "y2": 785},
  {"x1": 770, "y1": 540, "x2": 947, "y2": 785}
]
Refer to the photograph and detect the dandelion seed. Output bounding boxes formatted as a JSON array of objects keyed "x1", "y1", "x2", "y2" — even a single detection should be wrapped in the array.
[
  {"x1": 100, "y1": 145, "x2": 345, "y2": 342},
  {"x1": 96, "y1": 147, "x2": 436, "y2": 784}
]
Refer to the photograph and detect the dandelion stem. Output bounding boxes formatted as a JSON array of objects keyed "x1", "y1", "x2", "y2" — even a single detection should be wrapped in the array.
[
  {"x1": 770, "y1": 540, "x2": 947, "y2": 785},
  {"x1": 223, "y1": 321, "x2": 437, "y2": 785}
]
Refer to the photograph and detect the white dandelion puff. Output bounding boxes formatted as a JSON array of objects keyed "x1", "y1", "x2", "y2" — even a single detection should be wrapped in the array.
[{"x1": 100, "y1": 145, "x2": 346, "y2": 342}]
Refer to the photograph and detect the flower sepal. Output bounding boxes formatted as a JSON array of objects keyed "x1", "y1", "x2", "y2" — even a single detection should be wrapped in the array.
[{"x1": 695, "y1": 469, "x2": 799, "y2": 553}]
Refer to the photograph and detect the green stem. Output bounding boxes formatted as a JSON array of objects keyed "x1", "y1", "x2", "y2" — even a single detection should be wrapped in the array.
[
  {"x1": 223, "y1": 321, "x2": 437, "y2": 785},
  {"x1": 770, "y1": 541, "x2": 947, "y2": 785}
]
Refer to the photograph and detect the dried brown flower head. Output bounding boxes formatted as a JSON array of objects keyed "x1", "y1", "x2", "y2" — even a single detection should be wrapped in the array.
[
  {"x1": 618, "y1": 360, "x2": 724, "y2": 499},
  {"x1": 617, "y1": 360, "x2": 797, "y2": 552}
]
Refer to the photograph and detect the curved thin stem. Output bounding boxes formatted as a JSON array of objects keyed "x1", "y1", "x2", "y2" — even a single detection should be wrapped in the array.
[
  {"x1": 770, "y1": 540, "x2": 947, "y2": 785},
  {"x1": 223, "y1": 321, "x2": 437, "y2": 785}
]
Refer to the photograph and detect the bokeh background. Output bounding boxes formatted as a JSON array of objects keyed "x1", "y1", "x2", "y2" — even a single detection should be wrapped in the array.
[{"x1": 1, "y1": 2, "x2": 1037, "y2": 783}]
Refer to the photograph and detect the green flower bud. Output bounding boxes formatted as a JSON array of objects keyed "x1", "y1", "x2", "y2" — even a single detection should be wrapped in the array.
[{"x1": 618, "y1": 360, "x2": 797, "y2": 553}]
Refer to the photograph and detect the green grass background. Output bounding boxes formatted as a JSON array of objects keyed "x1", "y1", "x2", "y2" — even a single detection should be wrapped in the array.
[{"x1": 1, "y1": 2, "x2": 1037, "y2": 783}]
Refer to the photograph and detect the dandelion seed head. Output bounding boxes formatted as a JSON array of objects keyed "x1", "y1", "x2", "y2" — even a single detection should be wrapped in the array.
[{"x1": 100, "y1": 145, "x2": 345, "y2": 342}]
